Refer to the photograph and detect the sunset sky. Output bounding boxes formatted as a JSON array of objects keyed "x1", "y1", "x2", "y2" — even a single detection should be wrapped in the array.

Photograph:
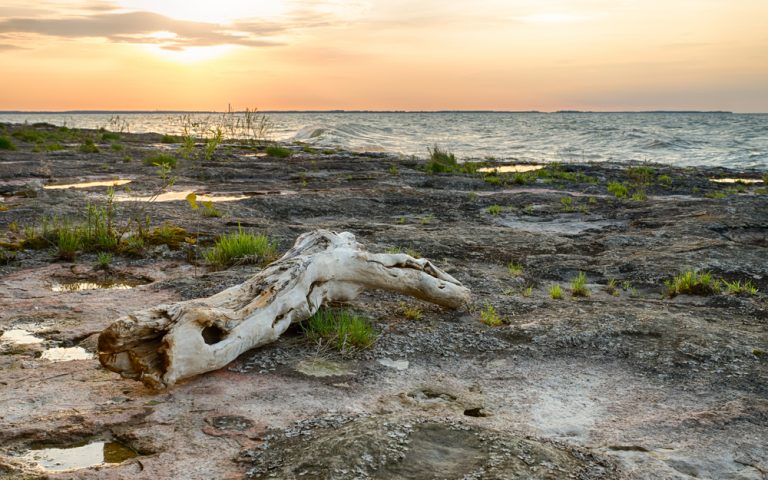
[{"x1": 0, "y1": 0, "x2": 766, "y2": 112}]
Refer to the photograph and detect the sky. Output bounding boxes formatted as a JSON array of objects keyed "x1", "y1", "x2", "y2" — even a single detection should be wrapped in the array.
[{"x1": 0, "y1": 0, "x2": 766, "y2": 112}]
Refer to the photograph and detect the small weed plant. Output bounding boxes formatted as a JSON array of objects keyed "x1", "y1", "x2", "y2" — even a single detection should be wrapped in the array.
[
  {"x1": 79, "y1": 139, "x2": 100, "y2": 154},
  {"x1": 605, "y1": 279, "x2": 620, "y2": 296},
  {"x1": 607, "y1": 182, "x2": 629, "y2": 199},
  {"x1": 0, "y1": 136, "x2": 16, "y2": 150},
  {"x1": 722, "y1": 279, "x2": 758, "y2": 296},
  {"x1": 507, "y1": 262, "x2": 523, "y2": 276},
  {"x1": 425, "y1": 144, "x2": 457, "y2": 174},
  {"x1": 399, "y1": 302, "x2": 424, "y2": 321},
  {"x1": 479, "y1": 304, "x2": 503, "y2": 326},
  {"x1": 571, "y1": 271, "x2": 590, "y2": 297},
  {"x1": 266, "y1": 145, "x2": 292, "y2": 158},
  {"x1": 96, "y1": 252, "x2": 113, "y2": 269},
  {"x1": 144, "y1": 153, "x2": 177, "y2": 169},
  {"x1": 550, "y1": 284, "x2": 563, "y2": 299},
  {"x1": 487, "y1": 205, "x2": 502, "y2": 215}
]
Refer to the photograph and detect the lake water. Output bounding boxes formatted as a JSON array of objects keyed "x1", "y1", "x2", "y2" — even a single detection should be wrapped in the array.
[{"x1": 1, "y1": 111, "x2": 766, "y2": 168}]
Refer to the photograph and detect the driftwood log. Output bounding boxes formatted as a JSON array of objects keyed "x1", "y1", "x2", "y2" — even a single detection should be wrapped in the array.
[{"x1": 98, "y1": 230, "x2": 471, "y2": 388}]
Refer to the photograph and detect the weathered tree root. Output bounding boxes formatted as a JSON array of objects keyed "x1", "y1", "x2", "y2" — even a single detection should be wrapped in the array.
[{"x1": 98, "y1": 230, "x2": 471, "y2": 388}]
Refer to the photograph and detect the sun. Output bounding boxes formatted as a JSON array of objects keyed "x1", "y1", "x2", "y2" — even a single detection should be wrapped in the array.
[{"x1": 116, "y1": 0, "x2": 286, "y2": 24}]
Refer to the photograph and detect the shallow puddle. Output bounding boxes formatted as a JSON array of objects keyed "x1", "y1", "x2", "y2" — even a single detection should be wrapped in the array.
[
  {"x1": 51, "y1": 280, "x2": 143, "y2": 292},
  {"x1": 709, "y1": 178, "x2": 763, "y2": 184},
  {"x1": 40, "y1": 347, "x2": 93, "y2": 362},
  {"x1": 114, "y1": 190, "x2": 254, "y2": 203},
  {"x1": 21, "y1": 441, "x2": 137, "y2": 472},
  {"x1": 44, "y1": 179, "x2": 132, "y2": 190},
  {"x1": 478, "y1": 165, "x2": 544, "y2": 173},
  {"x1": 0, "y1": 329, "x2": 43, "y2": 345}
]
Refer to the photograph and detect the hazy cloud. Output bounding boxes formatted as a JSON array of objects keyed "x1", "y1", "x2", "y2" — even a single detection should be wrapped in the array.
[{"x1": 0, "y1": 10, "x2": 284, "y2": 49}]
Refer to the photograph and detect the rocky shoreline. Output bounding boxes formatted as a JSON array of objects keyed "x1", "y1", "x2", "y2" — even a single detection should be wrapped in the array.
[{"x1": 1, "y1": 122, "x2": 767, "y2": 479}]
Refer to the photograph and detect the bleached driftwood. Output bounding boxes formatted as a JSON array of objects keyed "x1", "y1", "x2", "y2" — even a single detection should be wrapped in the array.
[{"x1": 98, "y1": 230, "x2": 470, "y2": 388}]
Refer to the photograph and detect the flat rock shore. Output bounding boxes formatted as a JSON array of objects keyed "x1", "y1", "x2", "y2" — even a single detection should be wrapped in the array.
[{"x1": 1, "y1": 123, "x2": 767, "y2": 479}]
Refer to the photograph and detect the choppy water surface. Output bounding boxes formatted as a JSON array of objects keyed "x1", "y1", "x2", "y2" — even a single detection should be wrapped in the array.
[{"x1": 1, "y1": 112, "x2": 766, "y2": 168}]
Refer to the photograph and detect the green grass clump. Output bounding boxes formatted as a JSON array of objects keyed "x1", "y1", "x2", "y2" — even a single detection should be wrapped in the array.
[
  {"x1": 507, "y1": 262, "x2": 523, "y2": 276},
  {"x1": 631, "y1": 191, "x2": 648, "y2": 201},
  {"x1": 161, "y1": 134, "x2": 180, "y2": 144},
  {"x1": 704, "y1": 191, "x2": 727, "y2": 199},
  {"x1": 522, "y1": 286, "x2": 533, "y2": 297},
  {"x1": 265, "y1": 145, "x2": 292, "y2": 158},
  {"x1": 12, "y1": 128, "x2": 44, "y2": 143},
  {"x1": 96, "y1": 252, "x2": 113, "y2": 270},
  {"x1": 550, "y1": 284, "x2": 563, "y2": 299},
  {"x1": 201, "y1": 201, "x2": 222, "y2": 218},
  {"x1": 570, "y1": 271, "x2": 590, "y2": 297},
  {"x1": 658, "y1": 174, "x2": 672, "y2": 185},
  {"x1": 0, "y1": 136, "x2": 16, "y2": 150},
  {"x1": 560, "y1": 196, "x2": 575, "y2": 212},
  {"x1": 479, "y1": 304, "x2": 503, "y2": 326},
  {"x1": 607, "y1": 181, "x2": 629, "y2": 199},
  {"x1": 664, "y1": 270, "x2": 721, "y2": 297},
  {"x1": 626, "y1": 166, "x2": 655, "y2": 185},
  {"x1": 388, "y1": 164, "x2": 399, "y2": 175},
  {"x1": 79, "y1": 139, "x2": 100, "y2": 154},
  {"x1": 605, "y1": 279, "x2": 620, "y2": 297},
  {"x1": 100, "y1": 131, "x2": 120, "y2": 142},
  {"x1": 205, "y1": 227, "x2": 277, "y2": 268},
  {"x1": 56, "y1": 224, "x2": 82, "y2": 261},
  {"x1": 425, "y1": 144, "x2": 458, "y2": 174},
  {"x1": 487, "y1": 204, "x2": 502, "y2": 215},
  {"x1": 144, "y1": 153, "x2": 177, "y2": 169},
  {"x1": 302, "y1": 308, "x2": 376, "y2": 351},
  {"x1": 722, "y1": 279, "x2": 758, "y2": 296},
  {"x1": 399, "y1": 302, "x2": 423, "y2": 321}
]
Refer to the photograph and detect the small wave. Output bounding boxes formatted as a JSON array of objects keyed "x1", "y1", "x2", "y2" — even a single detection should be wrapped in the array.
[{"x1": 291, "y1": 125, "x2": 327, "y2": 141}]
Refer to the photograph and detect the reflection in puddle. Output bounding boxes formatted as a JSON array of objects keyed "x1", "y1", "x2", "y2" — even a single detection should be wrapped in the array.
[
  {"x1": 709, "y1": 178, "x2": 763, "y2": 184},
  {"x1": 22, "y1": 441, "x2": 137, "y2": 472},
  {"x1": 0, "y1": 329, "x2": 43, "y2": 345},
  {"x1": 51, "y1": 280, "x2": 141, "y2": 292},
  {"x1": 41, "y1": 347, "x2": 93, "y2": 362},
  {"x1": 478, "y1": 165, "x2": 544, "y2": 173},
  {"x1": 114, "y1": 190, "x2": 254, "y2": 203},
  {"x1": 44, "y1": 179, "x2": 132, "y2": 190},
  {"x1": 242, "y1": 152, "x2": 268, "y2": 157}
]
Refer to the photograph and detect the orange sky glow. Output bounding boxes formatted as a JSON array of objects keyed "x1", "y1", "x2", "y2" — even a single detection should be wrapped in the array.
[{"x1": 0, "y1": 0, "x2": 766, "y2": 111}]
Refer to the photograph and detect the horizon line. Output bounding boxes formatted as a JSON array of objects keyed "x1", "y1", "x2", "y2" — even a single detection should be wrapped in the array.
[{"x1": 0, "y1": 109, "x2": 755, "y2": 115}]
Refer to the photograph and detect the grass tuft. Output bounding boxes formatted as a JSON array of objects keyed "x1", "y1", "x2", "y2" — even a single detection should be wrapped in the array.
[
  {"x1": 507, "y1": 261, "x2": 523, "y2": 276},
  {"x1": 96, "y1": 251, "x2": 113, "y2": 269},
  {"x1": 205, "y1": 226, "x2": 277, "y2": 268},
  {"x1": 0, "y1": 136, "x2": 16, "y2": 150},
  {"x1": 79, "y1": 139, "x2": 100, "y2": 154},
  {"x1": 607, "y1": 181, "x2": 629, "y2": 199},
  {"x1": 487, "y1": 204, "x2": 502, "y2": 215},
  {"x1": 266, "y1": 145, "x2": 292, "y2": 158},
  {"x1": 479, "y1": 304, "x2": 503, "y2": 326},
  {"x1": 302, "y1": 308, "x2": 377, "y2": 351},
  {"x1": 425, "y1": 144, "x2": 458, "y2": 174},
  {"x1": 550, "y1": 284, "x2": 563, "y2": 299},
  {"x1": 570, "y1": 271, "x2": 590, "y2": 297},
  {"x1": 722, "y1": 279, "x2": 758, "y2": 296},
  {"x1": 664, "y1": 270, "x2": 721, "y2": 297},
  {"x1": 144, "y1": 153, "x2": 177, "y2": 169},
  {"x1": 399, "y1": 302, "x2": 424, "y2": 321}
]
